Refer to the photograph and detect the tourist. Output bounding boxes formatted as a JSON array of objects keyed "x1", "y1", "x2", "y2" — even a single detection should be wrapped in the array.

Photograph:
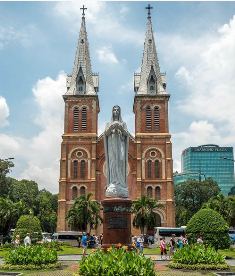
[
  {"x1": 197, "y1": 236, "x2": 203, "y2": 244},
  {"x1": 160, "y1": 238, "x2": 167, "y2": 260},
  {"x1": 137, "y1": 235, "x2": 144, "y2": 254},
  {"x1": 169, "y1": 234, "x2": 176, "y2": 258},
  {"x1": 77, "y1": 235, "x2": 81, "y2": 247},
  {"x1": 24, "y1": 233, "x2": 31, "y2": 246},
  {"x1": 100, "y1": 233, "x2": 103, "y2": 245},
  {"x1": 14, "y1": 235, "x2": 20, "y2": 247},
  {"x1": 177, "y1": 237, "x2": 183, "y2": 249},
  {"x1": 182, "y1": 234, "x2": 188, "y2": 246},
  {"x1": 81, "y1": 232, "x2": 88, "y2": 257}
]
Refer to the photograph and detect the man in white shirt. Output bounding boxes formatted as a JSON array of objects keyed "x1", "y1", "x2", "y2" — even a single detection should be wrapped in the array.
[{"x1": 24, "y1": 234, "x2": 31, "y2": 246}]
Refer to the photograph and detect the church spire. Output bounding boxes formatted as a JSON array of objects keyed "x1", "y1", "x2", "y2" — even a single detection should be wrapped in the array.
[
  {"x1": 66, "y1": 6, "x2": 98, "y2": 95},
  {"x1": 134, "y1": 5, "x2": 166, "y2": 95}
]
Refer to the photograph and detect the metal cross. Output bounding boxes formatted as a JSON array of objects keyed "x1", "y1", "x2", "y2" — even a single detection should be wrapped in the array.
[
  {"x1": 145, "y1": 4, "x2": 153, "y2": 19},
  {"x1": 80, "y1": 5, "x2": 87, "y2": 17}
]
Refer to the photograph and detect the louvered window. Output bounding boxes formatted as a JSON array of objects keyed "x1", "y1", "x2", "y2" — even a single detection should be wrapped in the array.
[
  {"x1": 155, "y1": 187, "x2": 161, "y2": 201},
  {"x1": 73, "y1": 160, "x2": 78, "y2": 179},
  {"x1": 147, "y1": 160, "x2": 152, "y2": 178},
  {"x1": 154, "y1": 106, "x2": 160, "y2": 130},
  {"x1": 146, "y1": 106, "x2": 152, "y2": 131},
  {"x1": 80, "y1": 186, "x2": 86, "y2": 196},
  {"x1": 147, "y1": 186, "x2": 153, "y2": 198},
  {"x1": 72, "y1": 186, "x2": 78, "y2": 200},
  {"x1": 80, "y1": 160, "x2": 86, "y2": 179},
  {"x1": 73, "y1": 107, "x2": 79, "y2": 132},
  {"x1": 81, "y1": 107, "x2": 87, "y2": 130},
  {"x1": 155, "y1": 160, "x2": 160, "y2": 178}
]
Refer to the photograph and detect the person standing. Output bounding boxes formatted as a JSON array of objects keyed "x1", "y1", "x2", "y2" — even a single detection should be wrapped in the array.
[
  {"x1": 24, "y1": 233, "x2": 31, "y2": 246},
  {"x1": 160, "y1": 238, "x2": 167, "y2": 260},
  {"x1": 81, "y1": 233, "x2": 88, "y2": 257},
  {"x1": 14, "y1": 235, "x2": 20, "y2": 247},
  {"x1": 197, "y1": 236, "x2": 203, "y2": 244},
  {"x1": 169, "y1": 234, "x2": 176, "y2": 258},
  {"x1": 137, "y1": 235, "x2": 144, "y2": 254}
]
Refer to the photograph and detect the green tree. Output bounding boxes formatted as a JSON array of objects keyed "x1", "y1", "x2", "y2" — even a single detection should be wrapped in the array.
[
  {"x1": 0, "y1": 198, "x2": 29, "y2": 235},
  {"x1": 9, "y1": 179, "x2": 39, "y2": 214},
  {"x1": 0, "y1": 159, "x2": 14, "y2": 197},
  {"x1": 203, "y1": 194, "x2": 235, "y2": 227},
  {"x1": 175, "y1": 178, "x2": 220, "y2": 226},
  {"x1": 186, "y1": 208, "x2": 230, "y2": 250},
  {"x1": 14, "y1": 215, "x2": 42, "y2": 243},
  {"x1": 132, "y1": 196, "x2": 161, "y2": 234},
  {"x1": 37, "y1": 189, "x2": 57, "y2": 233},
  {"x1": 66, "y1": 193, "x2": 102, "y2": 233}
]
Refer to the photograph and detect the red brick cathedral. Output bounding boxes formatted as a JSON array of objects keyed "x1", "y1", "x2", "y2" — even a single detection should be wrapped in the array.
[{"x1": 57, "y1": 7, "x2": 175, "y2": 233}]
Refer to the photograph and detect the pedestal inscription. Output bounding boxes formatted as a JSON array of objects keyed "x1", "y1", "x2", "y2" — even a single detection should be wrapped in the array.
[{"x1": 102, "y1": 198, "x2": 132, "y2": 247}]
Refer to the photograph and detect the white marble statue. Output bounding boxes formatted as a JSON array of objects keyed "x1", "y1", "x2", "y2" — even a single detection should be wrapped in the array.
[{"x1": 104, "y1": 105, "x2": 129, "y2": 198}]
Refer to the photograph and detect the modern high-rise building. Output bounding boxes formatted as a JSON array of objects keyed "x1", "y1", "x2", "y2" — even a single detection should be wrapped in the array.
[
  {"x1": 174, "y1": 144, "x2": 235, "y2": 195},
  {"x1": 57, "y1": 5, "x2": 175, "y2": 233}
]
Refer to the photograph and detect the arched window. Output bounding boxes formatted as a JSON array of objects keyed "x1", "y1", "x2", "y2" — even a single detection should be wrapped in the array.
[
  {"x1": 148, "y1": 75, "x2": 156, "y2": 92},
  {"x1": 80, "y1": 186, "x2": 86, "y2": 196},
  {"x1": 77, "y1": 76, "x2": 84, "y2": 93},
  {"x1": 81, "y1": 107, "x2": 87, "y2": 130},
  {"x1": 72, "y1": 186, "x2": 78, "y2": 200},
  {"x1": 73, "y1": 107, "x2": 79, "y2": 132},
  {"x1": 155, "y1": 186, "x2": 161, "y2": 201},
  {"x1": 154, "y1": 160, "x2": 160, "y2": 178},
  {"x1": 146, "y1": 106, "x2": 152, "y2": 131},
  {"x1": 80, "y1": 160, "x2": 86, "y2": 179},
  {"x1": 147, "y1": 160, "x2": 152, "y2": 178},
  {"x1": 154, "y1": 106, "x2": 160, "y2": 131},
  {"x1": 147, "y1": 186, "x2": 153, "y2": 198},
  {"x1": 73, "y1": 160, "x2": 78, "y2": 179}
]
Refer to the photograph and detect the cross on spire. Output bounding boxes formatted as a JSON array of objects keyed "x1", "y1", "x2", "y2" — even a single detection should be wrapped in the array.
[
  {"x1": 80, "y1": 5, "x2": 87, "y2": 17},
  {"x1": 145, "y1": 4, "x2": 153, "y2": 19}
]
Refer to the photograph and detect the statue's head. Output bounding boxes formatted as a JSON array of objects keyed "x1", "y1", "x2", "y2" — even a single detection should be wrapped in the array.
[{"x1": 112, "y1": 105, "x2": 121, "y2": 121}]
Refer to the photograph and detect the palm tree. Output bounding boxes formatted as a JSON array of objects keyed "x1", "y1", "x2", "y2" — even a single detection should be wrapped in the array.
[
  {"x1": 132, "y1": 196, "x2": 162, "y2": 235},
  {"x1": 66, "y1": 193, "x2": 102, "y2": 233}
]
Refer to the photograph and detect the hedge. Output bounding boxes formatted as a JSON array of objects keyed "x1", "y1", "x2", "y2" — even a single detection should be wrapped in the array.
[{"x1": 186, "y1": 208, "x2": 230, "y2": 249}]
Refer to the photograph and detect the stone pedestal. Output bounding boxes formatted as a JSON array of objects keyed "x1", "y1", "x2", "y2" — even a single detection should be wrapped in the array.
[{"x1": 102, "y1": 198, "x2": 132, "y2": 248}]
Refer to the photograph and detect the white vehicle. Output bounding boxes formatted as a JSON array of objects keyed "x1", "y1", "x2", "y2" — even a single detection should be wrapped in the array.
[
  {"x1": 42, "y1": 232, "x2": 52, "y2": 242},
  {"x1": 154, "y1": 227, "x2": 186, "y2": 245},
  {"x1": 52, "y1": 231, "x2": 82, "y2": 246}
]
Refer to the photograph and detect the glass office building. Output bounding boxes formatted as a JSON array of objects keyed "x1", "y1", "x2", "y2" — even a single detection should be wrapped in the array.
[{"x1": 174, "y1": 144, "x2": 235, "y2": 195}]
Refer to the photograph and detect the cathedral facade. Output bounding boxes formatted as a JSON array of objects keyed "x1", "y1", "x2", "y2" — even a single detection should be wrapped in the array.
[{"x1": 57, "y1": 8, "x2": 175, "y2": 233}]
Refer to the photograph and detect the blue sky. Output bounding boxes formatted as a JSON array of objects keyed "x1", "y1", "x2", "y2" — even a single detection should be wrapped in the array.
[{"x1": 0, "y1": 1, "x2": 235, "y2": 193}]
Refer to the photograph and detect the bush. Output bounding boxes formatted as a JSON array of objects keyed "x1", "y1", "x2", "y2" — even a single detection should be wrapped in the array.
[
  {"x1": 78, "y1": 247, "x2": 155, "y2": 276},
  {"x1": 14, "y1": 215, "x2": 42, "y2": 243},
  {"x1": 172, "y1": 244, "x2": 226, "y2": 265},
  {"x1": 42, "y1": 241, "x2": 62, "y2": 251},
  {"x1": 186, "y1": 208, "x2": 230, "y2": 249},
  {"x1": 4, "y1": 245, "x2": 57, "y2": 265}
]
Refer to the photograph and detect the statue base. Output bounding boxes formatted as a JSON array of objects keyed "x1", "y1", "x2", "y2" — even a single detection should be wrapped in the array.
[{"x1": 101, "y1": 198, "x2": 132, "y2": 248}]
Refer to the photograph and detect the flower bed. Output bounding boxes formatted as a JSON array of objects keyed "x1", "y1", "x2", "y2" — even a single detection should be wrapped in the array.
[
  {"x1": 0, "y1": 245, "x2": 58, "y2": 270},
  {"x1": 78, "y1": 247, "x2": 155, "y2": 276},
  {"x1": 169, "y1": 244, "x2": 229, "y2": 271}
]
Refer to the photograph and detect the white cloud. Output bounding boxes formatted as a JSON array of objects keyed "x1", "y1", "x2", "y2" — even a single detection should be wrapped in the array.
[
  {"x1": 165, "y1": 15, "x2": 235, "y2": 172},
  {"x1": 0, "y1": 25, "x2": 35, "y2": 50},
  {"x1": 97, "y1": 46, "x2": 119, "y2": 64},
  {"x1": 0, "y1": 96, "x2": 10, "y2": 127},
  {"x1": 54, "y1": 1, "x2": 143, "y2": 45},
  {"x1": 0, "y1": 73, "x2": 66, "y2": 193}
]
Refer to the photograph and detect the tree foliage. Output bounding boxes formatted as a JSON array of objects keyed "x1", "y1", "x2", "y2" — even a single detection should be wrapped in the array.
[
  {"x1": 0, "y1": 159, "x2": 14, "y2": 197},
  {"x1": 14, "y1": 215, "x2": 42, "y2": 243},
  {"x1": 203, "y1": 194, "x2": 235, "y2": 226},
  {"x1": 66, "y1": 193, "x2": 102, "y2": 233},
  {"x1": 175, "y1": 178, "x2": 220, "y2": 226},
  {"x1": 186, "y1": 208, "x2": 230, "y2": 250},
  {"x1": 132, "y1": 196, "x2": 160, "y2": 234}
]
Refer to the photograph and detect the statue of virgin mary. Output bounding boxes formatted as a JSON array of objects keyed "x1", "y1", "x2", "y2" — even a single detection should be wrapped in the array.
[{"x1": 104, "y1": 105, "x2": 129, "y2": 198}]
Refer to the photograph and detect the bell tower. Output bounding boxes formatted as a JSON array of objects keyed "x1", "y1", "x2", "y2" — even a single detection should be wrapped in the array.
[
  {"x1": 57, "y1": 7, "x2": 100, "y2": 231},
  {"x1": 133, "y1": 5, "x2": 175, "y2": 227}
]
